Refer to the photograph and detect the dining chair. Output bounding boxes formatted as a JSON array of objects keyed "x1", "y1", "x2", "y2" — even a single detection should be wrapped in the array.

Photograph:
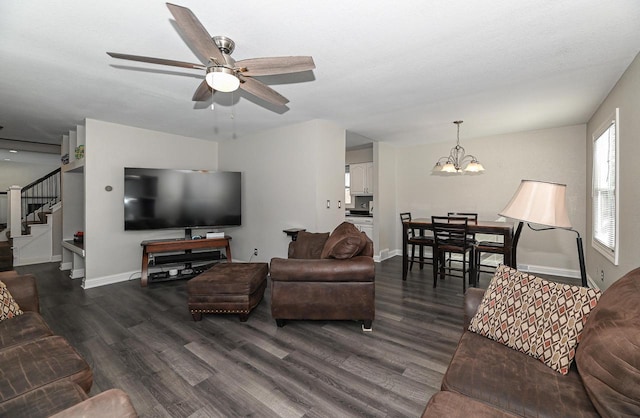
[
  {"x1": 444, "y1": 212, "x2": 478, "y2": 275},
  {"x1": 474, "y1": 219, "x2": 523, "y2": 285},
  {"x1": 431, "y1": 216, "x2": 476, "y2": 292},
  {"x1": 447, "y1": 212, "x2": 478, "y2": 238},
  {"x1": 400, "y1": 212, "x2": 434, "y2": 271}
]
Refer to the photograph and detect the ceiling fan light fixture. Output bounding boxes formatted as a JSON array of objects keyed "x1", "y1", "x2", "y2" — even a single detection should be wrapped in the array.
[{"x1": 205, "y1": 67, "x2": 240, "y2": 92}]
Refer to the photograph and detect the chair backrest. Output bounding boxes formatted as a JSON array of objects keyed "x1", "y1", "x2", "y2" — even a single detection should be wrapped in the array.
[
  {"x1": 400, "y1": 212, "x2": 417, "y2": 238},
  {"x1": 400, "y1": 212, "x2": 411, "y2": 223},
  {"x1": 448, "y1": 212, "x2": 477, "y2": 240},
  {"x1": 432, "y1": 216, "x2": 469, "y2": 249},
  {"x1": 447, "y1": 212, "x2": 478, "y2": 224}
]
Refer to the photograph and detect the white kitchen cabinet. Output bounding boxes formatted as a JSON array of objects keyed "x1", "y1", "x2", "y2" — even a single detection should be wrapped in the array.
[
  {"x1": 346, "y1": 216, "x2": 373, "y2": 240},
  {"x1": 358, "y1": 224, "x2": 373, "y2": 240},
  {"x1": 349, "y1": 162, "x2": 373, "y2": 195}
]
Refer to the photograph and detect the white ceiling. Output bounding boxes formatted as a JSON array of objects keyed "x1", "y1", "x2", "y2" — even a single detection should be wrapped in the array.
[{"x1": 1, "y1": 0, "x2": 639, "y2": 151}]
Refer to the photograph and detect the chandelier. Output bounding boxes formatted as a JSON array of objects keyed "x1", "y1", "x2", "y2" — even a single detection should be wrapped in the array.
[{"x1": 432, "y1": 120, "x2": 485, "y2": 174}]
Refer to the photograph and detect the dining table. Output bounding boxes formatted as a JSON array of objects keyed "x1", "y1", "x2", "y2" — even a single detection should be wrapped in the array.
[{"x1": 402, "y1": 218, "x2": 516, "y2": 281}]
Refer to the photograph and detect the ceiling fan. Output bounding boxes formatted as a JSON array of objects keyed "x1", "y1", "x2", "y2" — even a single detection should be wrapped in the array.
[{"x1": 107, "y1": 3, "x2": 315, "y2": 107}]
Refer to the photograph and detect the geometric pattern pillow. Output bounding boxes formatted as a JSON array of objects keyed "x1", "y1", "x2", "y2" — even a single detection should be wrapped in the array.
[
  {"x1": 468, "y1": 265, "x2": 601, "y2": 374},
  {"x1": 0, "y1": 281, "x2": 23, "y2": 321}
]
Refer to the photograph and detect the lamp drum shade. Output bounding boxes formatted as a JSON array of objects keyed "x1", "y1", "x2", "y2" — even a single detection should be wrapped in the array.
[{"x1": 499, "y1": 180, "x2": 572, "y2": 228}]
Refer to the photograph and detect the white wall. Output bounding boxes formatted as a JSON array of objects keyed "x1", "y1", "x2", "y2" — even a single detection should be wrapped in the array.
[
  {"x1": 83, "y1": 119, "x2": 218, "y2": 287},
  {"x1": 218, "y1": 119, "x2": 346, "y2": 263},
  {"x1": 346, "y1": 147, "x2": 374, "y2": 164},
  {"x1": 394, "y1": 124, "x2": 586, "y2": 277},
  {"x1": 0, "y1": 161, "x2": 60, "y2": 192},
  {"x1": 587, "y1": 52, "x2": 640, "y2": 289},
  {"x1": 374, "y1": 141, "x2": 397, "y2": 261}
]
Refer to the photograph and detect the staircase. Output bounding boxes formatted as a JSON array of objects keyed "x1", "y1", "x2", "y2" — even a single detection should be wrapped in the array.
[
  {"x1": 5, "y1": 169, "x2": 62, "y2": 267},
  {"x1": 20, "y1": 169, "x2": 61, "y2": 235}
]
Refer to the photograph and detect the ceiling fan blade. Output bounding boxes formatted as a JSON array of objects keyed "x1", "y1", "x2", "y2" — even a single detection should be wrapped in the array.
[
  {"x1": 107, "y1": 52, "x2": 205, "y2": 70},
  {"x1": 239, "y1": 77, "x2": 289, "y2": 106},
  {"x1": 192, "y1": 80, "x2": 213, "y2": 101},
  {"x1": 236, "y1": 56, "x2": 315, "y2": 76},
  {"x1": 165, "y1": 3, "x2": 225, "y2": 64}
]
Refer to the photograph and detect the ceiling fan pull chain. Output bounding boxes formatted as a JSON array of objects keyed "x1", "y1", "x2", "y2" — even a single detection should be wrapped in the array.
[
  {"x1": 232, "y1": 90, "x2": 237, "y2": 139},
  {"x1": 231, "y1": 90, "x2": 235, "y2": 120}
]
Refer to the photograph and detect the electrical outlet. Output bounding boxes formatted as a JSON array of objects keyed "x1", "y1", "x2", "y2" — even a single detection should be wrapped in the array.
[
  {"x1": 600, "y1": 269, "x2": 605, "y2": 282},
  {"x1": 254, "y1": 248, "x2": 258, "y2": 256}
]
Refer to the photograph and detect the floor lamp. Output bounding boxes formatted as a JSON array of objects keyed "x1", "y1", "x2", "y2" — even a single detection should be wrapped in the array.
[{"x1": 499, "y1": 180, "x2": 588, "y2": 287}]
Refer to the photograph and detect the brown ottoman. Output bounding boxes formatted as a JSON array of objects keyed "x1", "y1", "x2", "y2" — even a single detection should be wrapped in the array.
[{"x1": 187, "y1": 263, "x2": 268, "y2": 322}]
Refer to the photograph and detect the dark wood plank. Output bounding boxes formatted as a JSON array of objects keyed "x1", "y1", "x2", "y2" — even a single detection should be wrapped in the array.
[{"x1": 13, "y1": 256, "x2": 575, "y2": 417}]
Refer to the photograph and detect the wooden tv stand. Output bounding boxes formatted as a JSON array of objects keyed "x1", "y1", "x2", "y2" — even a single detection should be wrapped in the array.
[{"x1": 140, "y1": 236, "x2": 232, "y2": 287}]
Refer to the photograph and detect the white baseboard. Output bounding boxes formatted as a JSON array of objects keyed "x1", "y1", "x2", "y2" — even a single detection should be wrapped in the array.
[
  {"x1": 516, "y1": 263, "x2": 579, "y2": 279},
  {"x1": 13, "y1": 256, "x2": 57, "y2": 267},
  {"x1": 60, "y1": 262, "x2": 72, "y2": 271},
  {"x1": 82, "y1": 270, "x2": 140, "y2": 289},
  {"x1": 70, "y1": 268, "x2": 85, "y2": 279},
  {"x1": 375, "y1": 248, "x2": 400, "y2": 263}
]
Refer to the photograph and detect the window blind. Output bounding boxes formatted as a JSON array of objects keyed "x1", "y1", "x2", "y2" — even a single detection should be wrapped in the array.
[{"x1": 592, "y1": 120, "x2": 616, "y2": 252}]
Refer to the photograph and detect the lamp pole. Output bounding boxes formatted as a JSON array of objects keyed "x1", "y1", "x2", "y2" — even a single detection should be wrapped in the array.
[{"x1": 574, "y1": 230, "x2": 588, "y2": 287}]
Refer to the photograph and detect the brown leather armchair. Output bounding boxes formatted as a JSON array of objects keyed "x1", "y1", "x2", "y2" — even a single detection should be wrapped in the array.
[{"x1": 270, "y1": 223, "x2": 375, "y2": 330}]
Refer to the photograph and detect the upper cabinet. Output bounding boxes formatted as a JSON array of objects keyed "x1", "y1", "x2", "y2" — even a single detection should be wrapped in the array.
[{"x1": 350, "y1": 162, "x2": 373, "y2": 195}]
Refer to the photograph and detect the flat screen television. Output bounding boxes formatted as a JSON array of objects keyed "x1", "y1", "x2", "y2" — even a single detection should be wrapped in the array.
[{"x1": 124, "y1": 168, "x2": 241, "y2": 231}]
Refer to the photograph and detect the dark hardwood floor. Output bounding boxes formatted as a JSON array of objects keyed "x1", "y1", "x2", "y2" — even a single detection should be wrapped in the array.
[{"x1": 14, "y1": 258, "x2": 496, "y2": 417}]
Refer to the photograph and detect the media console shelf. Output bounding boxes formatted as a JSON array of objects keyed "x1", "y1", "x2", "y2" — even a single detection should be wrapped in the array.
[{"x1": 140, "y1": 236, "x2": 232, "y2": 287}]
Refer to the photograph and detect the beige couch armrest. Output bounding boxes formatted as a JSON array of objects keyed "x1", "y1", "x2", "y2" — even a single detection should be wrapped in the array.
[
  {"x1": 463, "y1": 288, "x2": 486, "y2": 330},
  {"x1": 50, "y1": 389, "x2": 137, "y2": 418},
  {"x1": 1, "y1": 273, "x2": 39, "y2": 313}
]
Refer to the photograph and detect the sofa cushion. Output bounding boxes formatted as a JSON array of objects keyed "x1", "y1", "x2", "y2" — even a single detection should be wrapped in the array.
[
  {"x1": 576, "y1": 267, "x2": 640, "y2": 417},
  {"x1": 468, "y1": 265, "x2": 601, "y2": 374},
  {"x1": 0, "y1": 311, "x2": 53, "y2": 350},
  {"x1": 0, "y1": 380, "x2": 88, "y2": 418},
  {"x1": 0, "y1": 280, "x2": 23, "y2": 321},
  {"x1": 289, "y1": 231, "x2": 329, "y2": 259},
  {"x1": 49, "y1": 388, "x2": 138, "y2": 418},
  {"x1": 442, "y1": 331, "x2": 599, "y2": 418},
  {"x1": 0, "y1": 335, "x2": 92, "y2": 402},
  {"x1": 321, "y1": 222, "x2": 366, "y2": 259},
  {"x1": 421, "y1": 391, "x2": 519, "y2": 418}
]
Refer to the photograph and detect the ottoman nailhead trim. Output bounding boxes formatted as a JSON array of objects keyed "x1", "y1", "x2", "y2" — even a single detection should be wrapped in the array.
[{"x1": 191, "y1": 309, "x2": 249, "y2": 314}]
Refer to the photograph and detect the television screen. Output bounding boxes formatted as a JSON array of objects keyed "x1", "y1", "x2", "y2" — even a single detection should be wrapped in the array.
[{"x1": 124, "y1": 168, "x2": 241, "y2": 231}]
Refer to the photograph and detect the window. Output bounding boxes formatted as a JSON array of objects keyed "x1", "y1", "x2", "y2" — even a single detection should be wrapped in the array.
[
  {"x1": 592, "y1": 109, "x2": 619, "y2": 265},
  {"x1": 345, "y1": 165, "x2": 351, "y2": 205}
]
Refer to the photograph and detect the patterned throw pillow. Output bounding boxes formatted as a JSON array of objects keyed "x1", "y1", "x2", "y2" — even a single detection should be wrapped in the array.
[
  {"x1": 0, "y1": 281, "x2": 23, "y2": 321},
  {"x1": 468, "y1": 265, "x2": 601, "y2": 375}
]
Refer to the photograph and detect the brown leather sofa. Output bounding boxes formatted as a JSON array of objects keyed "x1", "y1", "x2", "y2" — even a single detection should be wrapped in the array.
[
  {"x1": 421, "y1": 267, "x2": 640, "y2": 417},
  {"x1": 270, "y1": 222, "x2": 375, "y2": 330},
  {"x1": 0, "y1": 271, "x2": 137, "y2": 417}
]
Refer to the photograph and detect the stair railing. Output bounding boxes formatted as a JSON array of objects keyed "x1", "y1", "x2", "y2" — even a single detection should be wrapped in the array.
[{"x1": 20, "y1": 168, "x2": 61, "y2": 232}]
